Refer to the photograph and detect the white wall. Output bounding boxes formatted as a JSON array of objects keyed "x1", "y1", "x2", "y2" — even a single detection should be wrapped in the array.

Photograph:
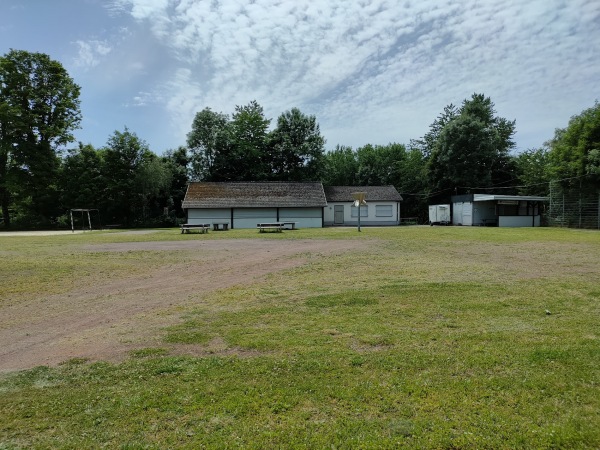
[
  {"x1": 452, "y1": 202, "x2": 473, "y2": 226},
  {"x1": 499, "y1": 216, "x2": 541, "y2": 227},
  {"x1": 188, "y1": 208, "x2": 230, "y2": 226},
  {"x1": 323, "y1": 202, "x2": 399, "y2": 226},
  {"x1": 233, "y1": 208, "x2": 277, "y2": 229},
  {"x1": 187, "y1": 208, "x2": 323, "y2": 229},
  {"x1": 279, "y1": 208, "x2": 323, "y2": 228}
]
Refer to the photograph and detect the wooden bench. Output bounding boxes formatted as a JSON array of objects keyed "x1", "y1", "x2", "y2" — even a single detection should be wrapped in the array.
[
  {"x1": 257, "y1": 222, "x2": 284, "y2": 232},
  {"x1": 181, "y1": 223, "x2": 210, "y2": 234},
  {"x1": 212, "y1": 222, "x2": 229, "y2": 231}
]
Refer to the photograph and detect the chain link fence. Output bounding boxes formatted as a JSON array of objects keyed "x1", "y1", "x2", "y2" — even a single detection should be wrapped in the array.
[{"x1": 548, "y1": 181, "x2": 600, "y2": 229}]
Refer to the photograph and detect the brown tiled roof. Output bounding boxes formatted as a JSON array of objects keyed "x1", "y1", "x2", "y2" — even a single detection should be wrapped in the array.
[
  {"x1": 182, "y1": 182, "x2": 328, "y2": 209},
  {"x1": 324, "y1": 186, "x2": 403, "y2": 202}
]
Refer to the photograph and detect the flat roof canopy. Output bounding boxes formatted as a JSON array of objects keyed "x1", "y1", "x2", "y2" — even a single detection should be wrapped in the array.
[{"x1": 472, "y1": 195, "x2": 547, "y2": 202}]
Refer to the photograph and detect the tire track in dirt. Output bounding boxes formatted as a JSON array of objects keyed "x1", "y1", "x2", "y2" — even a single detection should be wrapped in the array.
[{"x1": 0, "y1": 239, "x2": 365, "y2": 372}]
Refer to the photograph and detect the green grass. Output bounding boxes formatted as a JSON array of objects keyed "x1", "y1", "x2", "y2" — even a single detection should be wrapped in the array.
[{"x1": 0, "y1": 226, "x2": 599, "y2": 448}]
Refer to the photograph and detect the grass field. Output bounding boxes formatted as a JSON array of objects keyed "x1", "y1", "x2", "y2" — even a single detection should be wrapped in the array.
[{"x1": 0, "y1": 226, "x2": 599, "y2": 448}]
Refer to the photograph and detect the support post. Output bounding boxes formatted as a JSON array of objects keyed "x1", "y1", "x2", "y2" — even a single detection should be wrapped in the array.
[
  {"x1": 70, "y1": 210, "x2": 74, "y2": 233},
  {"x1": 351, "y1": 192, "x2": 366, "y2": 233}
]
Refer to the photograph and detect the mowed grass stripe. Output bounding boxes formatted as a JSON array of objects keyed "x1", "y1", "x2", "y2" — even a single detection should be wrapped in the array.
[{"x1": 0, "y1": 226, "x2": 598, "y2": 448}]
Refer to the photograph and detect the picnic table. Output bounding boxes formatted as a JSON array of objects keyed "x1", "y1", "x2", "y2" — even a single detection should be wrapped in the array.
[
  {"x1": 281, "y1": 221, "x2": 297, "y2": 230},
  {"x1": 181, "y1": 223, "x2": 210, "y2": 234},
  {"x1": 213, "y1": 222, "x2": 229, "y2": 231},
  {"x1": 257, "y1": 222, "x2": 284, "y2": 232}
]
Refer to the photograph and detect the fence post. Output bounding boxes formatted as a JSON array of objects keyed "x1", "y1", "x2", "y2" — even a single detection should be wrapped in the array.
[{"x1": 562, "y1": 194, "x2": 565, "y2": 227}]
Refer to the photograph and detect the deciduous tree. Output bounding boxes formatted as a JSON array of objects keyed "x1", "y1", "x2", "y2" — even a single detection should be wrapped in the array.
[
  {"x1": 60, "y1": 143, "x2": 105, "y2": 211},
  {"x1": 186, "y1": 108, "x2": 228, "y2": 181},
  {"x1": 322, "y1": 145, "x2": 358, "y2": 186},
  {"x1": 267, "y1": 107, "x2": 325, "y2": 181},
  {"x1": 514, "y1": 148, "x2": 551, "y2": 196},
  {"x1": 0, "y1": 49, "x2": 81, "y2": 227},
  {"x1": 225, "y1": 100, "x2": 270, "y2": 181},
  {"x1": 547, "y1": 101, "x2": 600, "y2": 192},
  {"x1": 102, "y1": 128, "x2": 170, "y2": 226},
  {"x1": 426, "y1": 94, "x2": 517, "y2": 201}
]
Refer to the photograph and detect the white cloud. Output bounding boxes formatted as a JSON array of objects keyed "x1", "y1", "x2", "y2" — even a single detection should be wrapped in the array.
[
  {"x1": 108, "y1": 0, "x2": 600, "y2": 151},
  {"x1": 123, "y1": 90, "x2": 164, "y2": 107},
  {"x1": 73, "y1": 39, "x2": 112, "y2": 69}
]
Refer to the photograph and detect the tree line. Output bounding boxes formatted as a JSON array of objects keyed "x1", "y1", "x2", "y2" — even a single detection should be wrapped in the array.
[{"x1": 1, "y1": 49, "x2": 598, "y2": 228}]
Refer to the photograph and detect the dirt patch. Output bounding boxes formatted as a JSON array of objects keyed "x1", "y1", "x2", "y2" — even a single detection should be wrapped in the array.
[
  {"x1": 445, "y1": 241, "x2": 600, "y2": 280},
  {"x1": 0, "y1": 239, "x2": 365, "y2": 372},
  {"x1": 0, "y1": 230, "x2": 87, "y2": 237}
]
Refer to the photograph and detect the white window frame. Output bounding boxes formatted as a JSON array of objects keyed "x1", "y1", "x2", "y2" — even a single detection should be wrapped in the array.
[
  {"x1": 375, "y1": 204, "x2": 393, "y2": 217},
  {"x1": 351, "y1": 205, "x2": 368, "y2": 217}
]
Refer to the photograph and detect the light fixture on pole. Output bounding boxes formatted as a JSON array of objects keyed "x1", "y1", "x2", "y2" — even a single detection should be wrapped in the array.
[{"x1": 351, "y1": 192, "x2": 367, "y2": 232}]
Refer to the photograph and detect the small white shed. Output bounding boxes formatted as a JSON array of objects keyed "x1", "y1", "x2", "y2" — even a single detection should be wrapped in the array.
[{"x1": 429, "y1": 204, "x2": 451, "y2": 225}]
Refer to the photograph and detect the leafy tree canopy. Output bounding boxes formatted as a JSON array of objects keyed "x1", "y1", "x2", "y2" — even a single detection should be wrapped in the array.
[
  {"x1": 187, "y1": 101, "x2": 326, "y2": 182},
  {"x1": 186, "y1": 108, "x2": 229, "y2": 181},
  {"x1": 425, "y1": 93, "x2": 517, "y2": 201},
  {"x1": 322, "y1": 145, "x2": 359, "y2": 186},
  {"x1": 547, "y1": 101, "x2": 600, "y2": 191},
  {"x1": 268, "y1": 107, "x2": 326, "y2": 181},
  {"x1": 513, "y1": 148, "x2": 551, "y2": 196},
  {"x1": 0, "y1": 49, "x2": 81, "y2": 227}
]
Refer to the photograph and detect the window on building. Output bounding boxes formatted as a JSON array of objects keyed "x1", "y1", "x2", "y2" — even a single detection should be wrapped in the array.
[
  {"x1": 375, "y1": 205, "x2": 393, "y2": 217},
  {"x1": 351, "y1": 205, "x2": 368, "y2": 217}
]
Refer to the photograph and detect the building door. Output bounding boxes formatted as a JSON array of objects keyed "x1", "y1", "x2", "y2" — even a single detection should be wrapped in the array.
[{"x1": 334, "y1": 205, "x2": 344, "y2": 224}]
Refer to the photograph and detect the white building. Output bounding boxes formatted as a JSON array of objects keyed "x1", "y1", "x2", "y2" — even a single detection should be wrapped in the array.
[
  {"x1": 323, "y1": 186, "x2": 403, "y2": 226},
  {"x1": 182, "y1": 182, "x2": 327, "y2": 229},
  {"x1": 450, "y1": 194, "x2": 547, "y2": 227},
  {"x1": 182, "y1": 182, "x2": 404, "y2": 229}
]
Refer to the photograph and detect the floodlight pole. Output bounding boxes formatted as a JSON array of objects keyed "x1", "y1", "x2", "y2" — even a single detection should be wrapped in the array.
[{"x1": 352, "y1": 192, "x2": 366, "y2": 233}]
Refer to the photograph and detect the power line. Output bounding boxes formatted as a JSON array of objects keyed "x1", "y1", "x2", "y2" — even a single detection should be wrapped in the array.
[{"x1": 400, "y1": 173, "x2": 595, "y2": 198}]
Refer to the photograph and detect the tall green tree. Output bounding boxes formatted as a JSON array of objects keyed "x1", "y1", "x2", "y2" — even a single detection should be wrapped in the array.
[
  {"x1": 426, "y1": 93, "x2": 517, "y2": 201},
  {"x1": 410, "y1": 104, "x2": 457, "y2": 158},
  {"x1": 226, "y1": 100, "x2": 270, "y2": 181},
  {"x1": 267, "y1": 107, "x2": 325, "y2": 181},
  {"x1": 514, "y1": 148, "x2": 551, "y2": 196},
  {"x1": 322, "y1": 145, "x2": 358, "y2": 186},
  {"x1": 186, "y1": 108, "x2": 229, "y2": 181},
  {"x1": 102, "y1": 128, "x2": 170, "y2": 226},
  {"x1": 0, "y1": 49, "x2": 81, "y2": 227},
  {"x1": 396, "y1": 147, "x2": 429, "y2": 220},
  {"x1": 161, "y1": 146, "x2": 189, "y2": 218},
  {"x1": 188, "y1": 101, "x2": 272, "y2": 181},
  {"x1": 547, "y1": 101, "x2": 600, "y2": 192},
  {"x1": 356, "y1": 143, "x2": 406, "y2": 186},
  {"x1": 60, "y1": 143, "x2": 105, "y2": 211}
]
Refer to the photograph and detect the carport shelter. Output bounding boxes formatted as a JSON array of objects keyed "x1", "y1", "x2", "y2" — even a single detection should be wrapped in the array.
[
  {"x1": 182, "y1": 182, "x2": 328, "y2": 229},
  {"x1": 451, "y1": 194, "x2": 547, "y2": 227}
]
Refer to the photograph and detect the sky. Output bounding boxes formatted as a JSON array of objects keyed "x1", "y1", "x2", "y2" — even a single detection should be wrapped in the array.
[{"x1": 1, "y1": 0, "x2": 599, "y2": 155}]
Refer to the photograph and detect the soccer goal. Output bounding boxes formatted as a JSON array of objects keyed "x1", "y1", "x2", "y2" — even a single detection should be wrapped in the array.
[{"x1": 70, "y1": 209, "x2": 101, "y2": 232}]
